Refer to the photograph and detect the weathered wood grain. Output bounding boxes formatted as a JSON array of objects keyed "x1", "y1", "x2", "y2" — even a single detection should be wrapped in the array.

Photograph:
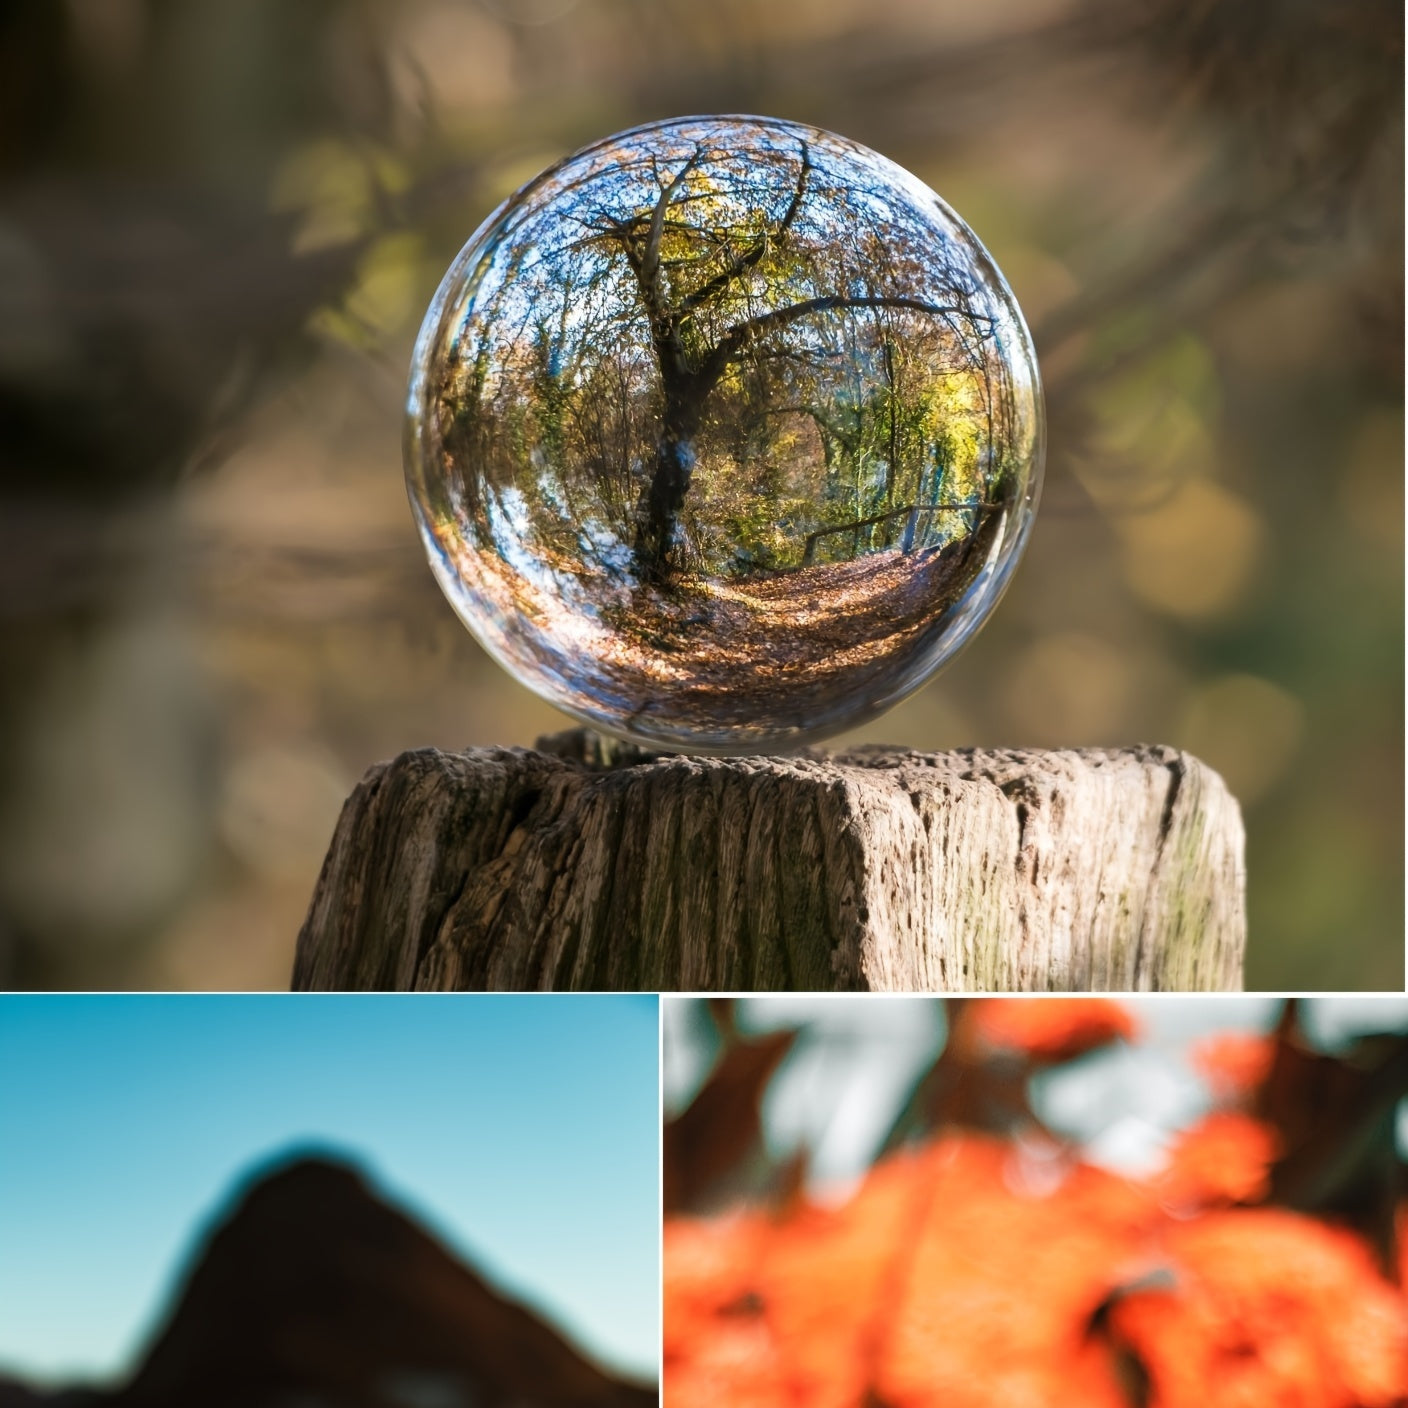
[{"x1": 291, "y1": 729, "x2": 1246, "y2": 992}]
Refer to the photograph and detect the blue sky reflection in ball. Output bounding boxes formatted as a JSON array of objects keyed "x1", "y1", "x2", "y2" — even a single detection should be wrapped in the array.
[{"x1": 406, "y1": 116, "x2": 1044, "y2": 751}]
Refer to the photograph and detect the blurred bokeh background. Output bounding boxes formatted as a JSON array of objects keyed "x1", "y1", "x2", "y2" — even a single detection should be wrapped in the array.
[
  {"x1": 661, "y1": 996, "x2": 1408, "y2": 1405},
  {"x1": 663, "y1": 995, "x2": 1408, "y2": 1203},
  {"x1": 0, "y1": 0, "x2": 1400, "y2": 989}
]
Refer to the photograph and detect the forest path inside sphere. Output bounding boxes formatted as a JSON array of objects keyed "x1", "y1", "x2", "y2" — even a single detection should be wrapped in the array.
[{"x1": 516, "y1": 508, "x2": 1007, "y2": 740}]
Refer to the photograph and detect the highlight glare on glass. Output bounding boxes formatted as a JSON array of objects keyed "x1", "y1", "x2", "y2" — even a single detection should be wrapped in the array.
[{"x1": 406, "y1": 115, "x2": 1044, "y2": 751}]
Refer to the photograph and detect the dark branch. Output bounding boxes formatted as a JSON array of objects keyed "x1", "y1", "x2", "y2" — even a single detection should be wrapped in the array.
[{"x1": 676, "y1": 141, "x2": 813, "y2": 320}]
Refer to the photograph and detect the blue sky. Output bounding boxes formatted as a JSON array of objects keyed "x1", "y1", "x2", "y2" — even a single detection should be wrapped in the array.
[{"x1": 0, "y1": 994, "x2": 659, "y2": 1388}]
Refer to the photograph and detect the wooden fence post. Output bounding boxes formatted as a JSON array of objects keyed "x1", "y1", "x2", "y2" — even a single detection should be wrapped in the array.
[{"x1": 291, "y1": 728, "x2": 1246, "y2": 992}]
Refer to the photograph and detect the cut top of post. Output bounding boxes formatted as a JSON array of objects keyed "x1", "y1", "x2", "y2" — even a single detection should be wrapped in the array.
[{"x1": 293, "y1": 730, "x2": 1246, "y2": 993}]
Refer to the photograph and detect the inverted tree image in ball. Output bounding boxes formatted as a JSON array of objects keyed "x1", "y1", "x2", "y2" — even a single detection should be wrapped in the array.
[{"x1": 406, "y1": 116, "x2": 1044, "y2": 751}]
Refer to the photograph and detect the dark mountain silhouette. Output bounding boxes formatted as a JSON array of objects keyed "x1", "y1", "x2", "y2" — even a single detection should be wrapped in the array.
[{"x1": 0, "y1": 1156, "x2": 656, "y2": 1408}]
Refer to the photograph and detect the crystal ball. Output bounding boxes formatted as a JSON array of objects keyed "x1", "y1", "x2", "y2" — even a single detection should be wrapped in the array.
[{"x1": 406, "y1": 115, "x2": 1043, "y2": 752}]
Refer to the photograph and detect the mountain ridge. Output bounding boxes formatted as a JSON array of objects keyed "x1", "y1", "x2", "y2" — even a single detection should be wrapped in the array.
[{"x1": 1, "y1": 1155, "x2": 656, "y2": 1408}]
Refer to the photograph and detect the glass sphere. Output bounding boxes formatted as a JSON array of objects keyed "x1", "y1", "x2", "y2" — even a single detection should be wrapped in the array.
[{"x1": 406, "y1": 115, "x2": 1043, "y2": 752}]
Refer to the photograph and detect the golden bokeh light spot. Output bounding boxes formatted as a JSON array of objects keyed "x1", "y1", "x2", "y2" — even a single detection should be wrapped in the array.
[
  {"x1": 392, "y1": 3, "x2": 516, "y2": 113},
  {"x1": 270, "y1": 139, "x2": 375, "y2": 253},
  {"x1": 1001, "y1": 631, "x2": 1136, "y2": 745},
  {"x1": 1115, "y1": 478, "x2": 1263, "y2": 619},
  {"x1": 1177, "y1": 673, "x2": 1305, "y2": 806},
  {"x1": 345, "y1": 233, "x2": 427, "y2": 335}
]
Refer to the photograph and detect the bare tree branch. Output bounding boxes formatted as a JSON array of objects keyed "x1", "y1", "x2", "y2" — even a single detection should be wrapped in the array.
[
  {"x1": 676, "y1": 141, "x2": 813, "y2": 320},
  {"x1": 641, "y1": 144, "x2": 707, "y2": 306}
]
